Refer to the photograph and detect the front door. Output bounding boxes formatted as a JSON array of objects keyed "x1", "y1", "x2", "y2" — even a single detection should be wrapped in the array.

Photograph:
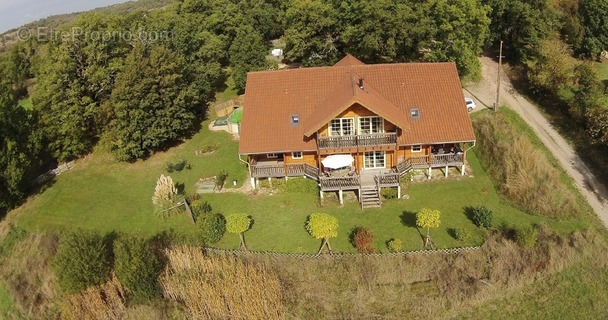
[{"x1": 363, "y1": 151, "x2": 385, "y2": 169}]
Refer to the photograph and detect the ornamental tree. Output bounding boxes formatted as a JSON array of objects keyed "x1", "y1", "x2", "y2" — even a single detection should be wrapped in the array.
[
  {"x1": 306, "y1": 213, "x2": 339, "y2": 255},
  {"x1": 226, "y1": 213, "x2": 252, "y2": 251},
  {"x1": 416, "y1": 208, "x2": 441, "y2": 249},
  {"x1": 152, "y1": 174, "x2": 179, "y2": 216}
]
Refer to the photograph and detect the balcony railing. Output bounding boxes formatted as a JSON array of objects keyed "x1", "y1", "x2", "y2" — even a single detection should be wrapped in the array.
[
  {"x1": 317, "y1": 132, "x2": 397, "y2": 149},
  {"x1": 319, "y1": 175, "x2": 360, "y2": 191},
  {"x1": 251, "y1": 160, "x2": 319, "y2": 180}
]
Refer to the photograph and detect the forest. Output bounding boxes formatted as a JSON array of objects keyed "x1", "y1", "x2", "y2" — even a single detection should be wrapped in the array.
[{"x1": 1, "y1": 0, "x2": 607, "y2": 215}]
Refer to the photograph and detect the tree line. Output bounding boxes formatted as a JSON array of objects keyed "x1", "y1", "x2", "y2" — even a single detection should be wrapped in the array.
[{"x1": 2, "y1": 0, "x2": 608, "y2": 214}]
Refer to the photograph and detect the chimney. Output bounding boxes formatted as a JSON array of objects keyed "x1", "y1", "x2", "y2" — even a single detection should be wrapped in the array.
[{"x1": 358, "y1": 78, "x2": 364, "y2": 90}]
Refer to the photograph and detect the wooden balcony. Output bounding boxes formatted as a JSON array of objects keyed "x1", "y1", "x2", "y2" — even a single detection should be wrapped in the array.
[
  {"x1": 319, "y1": 175, "x2": 360, "y2": 191},
  {"x1": 317, "y1": 132, "x2": 397, "y2": 154},
  {"x1": 251, "y1": 160, "x2": 319, "y2": 180}
]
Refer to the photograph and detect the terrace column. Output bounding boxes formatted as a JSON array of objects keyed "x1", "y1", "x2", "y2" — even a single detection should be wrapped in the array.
[
  {"x1": 397, "y1": 185, "x2": 401, "y2": 199},
  {"x1": 428, "y1": 167, "x2": 432, "y2": 180},
  {"x1": 250, "y1": 177, "x2": 256, "y2": 189},
  {"x1": 445, "y1": 165, "x2": 449, "y2": 177},
  {"x1": 461, "y1": 164, "x2": 466, "y2": 176},
  {"x1": 339, "y1": 189, "x2": 343, "y2": 205}
]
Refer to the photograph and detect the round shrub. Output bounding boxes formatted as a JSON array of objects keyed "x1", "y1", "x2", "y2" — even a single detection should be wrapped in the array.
[
  {"x1": 387, "y1": 238, "x2": 403, "y2": 253},
  {"x1": 53, "y1": 230, "x2": 111, "y2": 294},
  {"x1": 197, "y1": 213, "x2": 226, "y2": 245},
  {"x1": 515, "y1": 225, "x2": 538, "y2": 248},
  {"x1": 351, "y1": 227, "x2": 375, "y2": 253},
  {"x1": 450, "y1": 227, "x2": 473, "y2": 242},
  {"x1": 471, "y1": 206, "x2": 493, "y2": 228},
  {"x1": 114, "y1": 234, "x2": 162, "y2": 303}
]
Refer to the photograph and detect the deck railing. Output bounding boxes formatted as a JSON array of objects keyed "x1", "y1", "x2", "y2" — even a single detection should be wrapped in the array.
[
  {"x1": 376, "y1": 172, "x2": 400, "y2": 187},
  {"x1": 431, "y1": 153, "x2": 463, "y2": 167},
  {"x1": 252, "y1": 161, "x2": 320, "y2": 180},
  {"x1": 317, "y1": 132, "x2": 397, "y2": 149},
  {"x1": 319, "y1": 176, "x2": 360, "y2": 191}
]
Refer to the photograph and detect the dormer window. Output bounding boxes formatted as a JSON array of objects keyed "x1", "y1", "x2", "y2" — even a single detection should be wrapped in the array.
[
  {"x1": 410, "y1": 108, "x2": 420, "y2": 119},
  {"x1": 291, "y1": 114, "x2": 300, "y2": 126}
]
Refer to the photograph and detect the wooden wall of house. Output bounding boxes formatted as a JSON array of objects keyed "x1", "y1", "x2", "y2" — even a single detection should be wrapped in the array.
[
  {"x1": 284, "y1": 152, "x2": 318, "y2": 167},
  {"x1": 317, "y1": 103, "x2": 398, "y2": 136},
  {"x1": 395, "y1": 145, "x2": 431, "y2": 162}
]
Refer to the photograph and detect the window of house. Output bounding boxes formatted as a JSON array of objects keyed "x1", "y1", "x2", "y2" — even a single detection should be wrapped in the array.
[
  {"x1": 358, "y1": 116, "x2": 384, "y2": 134},
  {"x1": 410, "y1": 108, "x2": 420, "y2": 119},
  {"x1": 329, "y1": 118, "x2": 354, "y2": 136},
  {"x1": 267, "y1": 153, "x2": 278, "y2": 158},
  {"x1": 363, "y1": 151, "x2": 386, "y2": 169},
  {"x1": 292, "y1": 152, "x2": 303, "y2": 159},
  {"x1": 291, "y1": 114, "x2": 300, "y2": 125},
  {"x1": 411, "y1": 145, "x2": 422, "y2": 153}
]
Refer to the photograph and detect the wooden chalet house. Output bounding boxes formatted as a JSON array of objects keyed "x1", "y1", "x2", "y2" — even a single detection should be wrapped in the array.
[{"x1": 239, "y1": 55, "x2": 476, "y2": 208}]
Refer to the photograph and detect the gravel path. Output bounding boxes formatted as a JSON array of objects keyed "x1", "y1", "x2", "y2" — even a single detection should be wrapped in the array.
[{"x1": 463, "y1": 57, "x2": 608, "y2": 227}]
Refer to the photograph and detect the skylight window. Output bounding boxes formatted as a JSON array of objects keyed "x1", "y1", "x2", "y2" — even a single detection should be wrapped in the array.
[
  {"x1": 291, "y1": 114, "x2": 300, "y2": 126},
  {"x1": 410, "y1": 108, "x2": 420, "y2": 119}
]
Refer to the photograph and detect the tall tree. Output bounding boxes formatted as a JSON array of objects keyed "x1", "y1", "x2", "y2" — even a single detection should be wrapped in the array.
[
  {"x1": 482, "y1": 0, "x2": 560, "y2": 62},
  {"x1": 109, "y1": 43, "x2": 199, "y2": 161},
  {"x1": 229, "y1": 25, "x2": 269, "y2": 93},
  {"x1": 0, "y1": 73, "x2": 43, "y2": 214},
  {"x1": 306, "y1": 212, "x2": 338, "y2": 255},
  {"x1": 578, "y1": 0, "x2": 608, "y2": 58},
  {"x1": 283, "y1": 0, "x2": 340, "y2": 66}
]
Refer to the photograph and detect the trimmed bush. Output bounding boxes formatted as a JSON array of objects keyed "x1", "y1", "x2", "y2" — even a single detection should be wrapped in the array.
[
  {"x1": 515, "y1": 225, "x2": 539, "y2": 248},
  {"x1": 351, "y1": 227, "x2": 375, "y2": 253},
  {"x1": 197, "y1": 213, "x2": 226, "y2": 245},
  {"x1": 448, "y1": 227, "x2": 473, "y2": 242},
  {"x1": 114, "y1": 234, "x2": 162, "y2": 303},
  {"x1": 470, "y1": 206, "x2": 493, "y2": 228},
  {"x1": 381, "y1": 188, "x2": 398, "y2": 200},
  {"x1": 387, "y1": 238, "x2": 403, "y2": 253},
  {"x1": 53, "y1": 230, "x2": 111, "y2": 294}
]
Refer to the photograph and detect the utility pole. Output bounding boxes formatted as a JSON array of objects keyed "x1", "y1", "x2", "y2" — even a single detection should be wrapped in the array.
[{"x1": 495, "y1": 40, "x2": 504, "y2": 112}]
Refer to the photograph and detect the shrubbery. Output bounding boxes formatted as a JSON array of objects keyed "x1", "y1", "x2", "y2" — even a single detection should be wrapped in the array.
[
  {"x1": 470, "y1": 206, "x2": 493, "y2": 228},
  {"x1": 114, "y1": 234, "x2": 162, "y2": 303},
  {"x1": 197, "y1": 213, "x2": 226, "y2": 245},
  {"x1": 387, "y1": 238, "x2": 403, "y2": 252},
  {"x1": 381, "y1": 188, "x2": 398, "y2": 200},
  {"x1": 449, "y1": 227, "x2": 473, "y2": 242},
  {"x1": 474, "y1": 113, "x2": 578, "y2": 218},
  {"x1": 515, "y1": 225, "x2": 539, "y2": 248},
  {"x1": 53, "y1": 230, "x2": 111, "y2": 294},
  {"x1": 351, "y1": 227, "x2": 375, "y2": 253}
]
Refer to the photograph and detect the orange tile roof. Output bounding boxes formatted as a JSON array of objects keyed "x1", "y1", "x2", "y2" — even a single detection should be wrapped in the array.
[
  {"x1": 333, "y1": 54, "x2": 365, "y2": 67},
  {"x1": 239, "y1": 57, "x2": 476, "y2": 154}
]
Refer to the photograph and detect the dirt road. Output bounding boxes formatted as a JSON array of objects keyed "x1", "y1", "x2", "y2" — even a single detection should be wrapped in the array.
[{"x1": 464, "y1": 57, "x2": 608, "y2": 226}]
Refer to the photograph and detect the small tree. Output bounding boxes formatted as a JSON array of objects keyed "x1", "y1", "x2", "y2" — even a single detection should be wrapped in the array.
[
  {"x1": 306, "y1": 213, "x2": 339, "y2": 255},
  {"x1": 471, "y1": 206, "x2": 493, "y2": 228},
  {"x1": 351, "y1": 227, "x2": 375, "y2": 253},
  {"x1": 226, "y1": 213, "x2": 251, "y2": 250},
  {"x1": 53, "y1": 230, "x2": 111, "y2": 294},
  {"x1": 114, "y1": 234, "x2": 162, "y2": 303},
  {"x1": 152, "y1": 174, "x2": 181, "y2": 217},
  {"x1": 416, "y1": 208, "x2": 441, "y2": 249},
  {"x1": 197, "y1": 213, "x2": 226, "y2": 245},
  {"x1": 387, "y1": 238, "x2": 403, "y2": 253}
]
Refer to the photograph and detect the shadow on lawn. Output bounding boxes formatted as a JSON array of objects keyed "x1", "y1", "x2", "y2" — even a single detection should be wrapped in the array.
[{"x1": 400, "y1": 211, "x2": 426, "y2": 245}]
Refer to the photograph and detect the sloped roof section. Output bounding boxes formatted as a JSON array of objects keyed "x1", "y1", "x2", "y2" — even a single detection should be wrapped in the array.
[
  {"x1": 239, "y1": 57, "x2": 476, "y2": 155},
  {"x1": 333, "y1": 54, "x2": 366, "y2": 67}
]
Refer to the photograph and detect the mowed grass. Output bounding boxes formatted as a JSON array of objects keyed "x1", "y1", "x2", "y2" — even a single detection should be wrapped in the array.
[
  {"x1": 9, "y1": 108, "x2": 591, "y2": 253},
  {"x1": 12, "y1": 119, "x2": 247, "y2": 237},
  {"x1": 594, "y1": 61, "x2": 608, "y2": 80}
]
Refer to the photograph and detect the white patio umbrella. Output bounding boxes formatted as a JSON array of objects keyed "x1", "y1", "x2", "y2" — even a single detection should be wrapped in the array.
[{"x1": 321, "y1": 154, "x2": 355, "y2": 169}]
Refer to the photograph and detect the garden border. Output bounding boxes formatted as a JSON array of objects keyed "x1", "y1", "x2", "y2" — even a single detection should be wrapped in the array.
[{"x1": 204, "y1": 246, "x2": 482, "y2": 259}]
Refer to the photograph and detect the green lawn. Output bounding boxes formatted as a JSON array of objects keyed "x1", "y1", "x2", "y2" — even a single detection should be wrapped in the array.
[
  {"x1": 12, "y1": 119, "x2": 247, "y2": 238},
  {"x1": 10, "y1": 112, "x2": 590, "y2": 253},
  {"x1": 0, "y1": 281, "x2": 21, "y2": 320},
  {"x1": 594, "y1": 62, "x2": 608, "y2": 80}
]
